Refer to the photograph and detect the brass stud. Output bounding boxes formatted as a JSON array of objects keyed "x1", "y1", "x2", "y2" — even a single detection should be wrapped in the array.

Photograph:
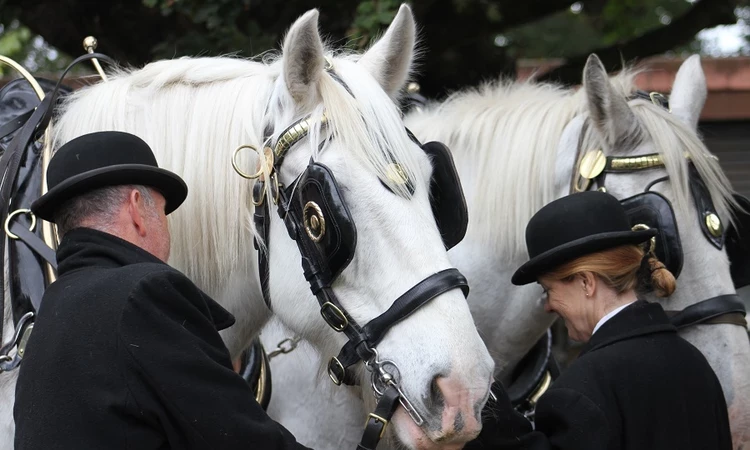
[
  {"x1": 385, "y1": 163, "x2": 408, "y2": 185},
  {"x1": 304, "y1": 201, "x2": 326, "y2": 242},
  {"x1": 705, "y1": 213, "x2": 723, "y2": 237},
  {"x1": 579, "y1": 150, "x2": 607, "y2": 180}
]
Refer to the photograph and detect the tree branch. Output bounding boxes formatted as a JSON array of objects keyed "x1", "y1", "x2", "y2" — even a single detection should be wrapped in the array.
[
  {"x1": 537, "y1": 0, "x2": 738, "y2": 85},
  {"x1": 491, "y1": 0, "x2": 575, "y2": 30}
]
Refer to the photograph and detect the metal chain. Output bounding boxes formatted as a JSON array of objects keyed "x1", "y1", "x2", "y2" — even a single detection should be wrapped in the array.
[{"x1": 267, "y1": 336, "x2": 301, "y2": 359}]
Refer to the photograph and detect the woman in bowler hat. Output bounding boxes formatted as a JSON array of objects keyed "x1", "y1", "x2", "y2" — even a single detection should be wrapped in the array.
[{"x1": 469, "y1": 191, "x2": 731, "y2": 450}]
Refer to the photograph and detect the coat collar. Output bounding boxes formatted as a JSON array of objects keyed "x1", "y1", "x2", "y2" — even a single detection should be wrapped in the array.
[
  {"x1": 56, "y1": 227, "x2": 166, "y2": 275},
  {"x1": 579, "y1": 300, "x2": 676, "y2": 357},
  {"x1": 55, "y1": 227, "x2": 236, "y2": 331}
]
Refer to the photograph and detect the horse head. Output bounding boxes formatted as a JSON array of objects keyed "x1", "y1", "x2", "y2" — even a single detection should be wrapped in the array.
[
  {"x1": 563, "y1": 53, "x2": 750, "y2": 446},
  {"x1": 258, "y1": 7, "x2": 493, "y2": 447}
]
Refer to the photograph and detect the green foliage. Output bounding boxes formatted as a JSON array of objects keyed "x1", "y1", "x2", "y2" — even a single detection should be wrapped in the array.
[
  {"x1": 503, "y1": 0, "x2": 699, "y2": 59},
  {"x1": 348, "y1": 0, "x2": 401, "y2": 49},
  {"x1": 0, "y1": 20, "x2": 71, "y2": 76},
  {"x1": 142, "y1": 0, "x2": 276, "y2": 59}
]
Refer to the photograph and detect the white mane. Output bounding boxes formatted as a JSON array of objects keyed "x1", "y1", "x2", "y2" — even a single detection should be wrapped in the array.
[
  {"x1": 52, "y1": 53, "x2": 424, "y2": 298},
  {"x1": 407, "y1": 71, "x2": 737, "y2": 261},
  {"x1": 407, "y1": 79, "x2": 585, "y2": 259}
]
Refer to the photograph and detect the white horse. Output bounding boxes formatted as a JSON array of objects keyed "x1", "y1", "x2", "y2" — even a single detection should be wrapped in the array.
[
  {"x1": 265, "y1": 54, "x2": 750, "y2": 448},
  {"x1": 0, "y1": 6, "x2": 495, "y2": 450}
]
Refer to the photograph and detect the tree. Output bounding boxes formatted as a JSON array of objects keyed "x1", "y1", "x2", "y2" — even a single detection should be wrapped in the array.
[{"x1": 0, "y1": 0, "x2": 743, "y2": 96}]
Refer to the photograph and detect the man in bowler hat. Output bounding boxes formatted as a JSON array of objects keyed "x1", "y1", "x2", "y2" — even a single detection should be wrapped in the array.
[{"x1": 14, "y1": 131, "x2": 309, "y2": 449}]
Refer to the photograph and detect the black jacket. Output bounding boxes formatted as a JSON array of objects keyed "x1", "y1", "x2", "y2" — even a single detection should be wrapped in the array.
[
  {"x1": 14, "y1": 228, "x2": 309, "y2": 450},
  {"x1": 468, "y1": 301, "x2": 732, "y2": 450}
]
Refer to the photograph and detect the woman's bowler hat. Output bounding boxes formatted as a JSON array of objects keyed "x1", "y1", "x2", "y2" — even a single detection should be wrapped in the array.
[
  {"x1": 31, "y1": 131, "x2": 188, "y2": 222},
  {"x1": 511, "y1": 191, "x2": 657, "y2": 285}
]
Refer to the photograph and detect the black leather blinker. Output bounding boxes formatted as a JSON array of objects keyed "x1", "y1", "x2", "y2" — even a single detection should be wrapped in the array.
[
  {"x1": 422, "y1": 141, "x2": 468, "y2": 250},
  {"x1": 726, "y1": 193, "x2": 750, "y2": 289},
  {"x1": 287, "y1": 162, "x2": 357, "y2": 288},
  {"x1": 620, "y1": 191, "x2": 684, "y2": 278}
]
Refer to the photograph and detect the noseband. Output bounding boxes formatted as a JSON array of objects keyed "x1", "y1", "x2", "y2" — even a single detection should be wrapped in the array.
[
  {"x1": 234, "y1": 64, "x2": 471, "y2": 449},
  {"x1": 571, "y1": 91, "x2": 747, "y2": 332}
]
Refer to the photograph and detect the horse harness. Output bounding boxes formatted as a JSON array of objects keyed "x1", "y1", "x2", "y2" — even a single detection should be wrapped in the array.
[
  {"x1": 232, "y1": 64, "x2": 471, "y2": 449},
  {"x1": 571, "y1": 90, "x2": 748, "y2": 332},
  {"x1": 0, "y1": 53, "x2": 274, "y2": 408},
  {"x1": 0, "y1": 53, "x2": 118, "y2": 372}
]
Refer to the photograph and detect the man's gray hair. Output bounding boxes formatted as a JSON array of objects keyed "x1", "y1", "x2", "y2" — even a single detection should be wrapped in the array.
[{"x1": 53, "y1": 185, "x2": 155, "y2": 237}]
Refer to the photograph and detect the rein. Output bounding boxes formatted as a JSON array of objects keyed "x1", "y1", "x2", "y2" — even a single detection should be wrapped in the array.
[{"x1": 570, "y1": 92, "x2": 747, "y2": 332}]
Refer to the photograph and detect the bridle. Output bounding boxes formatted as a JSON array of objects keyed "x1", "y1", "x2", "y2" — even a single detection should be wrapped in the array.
[
  {"x1": 233, "y1": 63, "x2": 471, "y2": 450},
  {"x1": 571, "y1": 91, "x2": 747, "y2": 332}
]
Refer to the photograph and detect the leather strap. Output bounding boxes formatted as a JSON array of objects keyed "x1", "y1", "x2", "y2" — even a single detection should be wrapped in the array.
[
  {"x1": 666, "y1": 294, "x2": 746, "y2": 329},
  {"x1": 357, "y1": 385, "x2": 400, "y2": 450},
  {"x1": 688, "y1": 162, "x2": 724, "y2": 249},
  {"x1": 0, "y1": 109, "x2": 33, "y2": 140},
  {"x1": 253, "y1": 181, "x2": 272, "y2": 310},
  {"x1": 702, "y1": 312, "x2": 748, "y2": 327},
  {"x1": 334, "y1": 269, "x2": 469, "y2": 383},
  {"x1": 9, "y1": 221, "x2": 58, "y2": 271},
  {"x1": 0, "y1": 52, "x2": 114, "y2": 342}
]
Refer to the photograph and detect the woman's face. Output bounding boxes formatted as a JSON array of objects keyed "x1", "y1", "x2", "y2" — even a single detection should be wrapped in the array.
[{"x1": 538, "y1": 274, "x2": 594, "y2": 342}]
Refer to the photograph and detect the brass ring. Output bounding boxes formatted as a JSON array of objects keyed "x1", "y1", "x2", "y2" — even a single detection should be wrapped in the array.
[
  {"x1": 231, "y1": 145, "x2": 274, "y2": 180},
  {"x1": 304, "y1": 201, "x2": 325, "y2": 242},
  {"x1": 5, "y1": 209, "x2": 36, "y2": 240},
  {"x1": 632, "y1": 223, "x2": 656, "y2": 255},
  {"x1": 649, "y1": 92, "x2": 671, "y2": 112}
]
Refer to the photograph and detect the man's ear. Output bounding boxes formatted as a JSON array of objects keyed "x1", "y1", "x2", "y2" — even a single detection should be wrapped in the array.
[{"x1": 126, "y1": 188, "x2": 147, "y2": 237}]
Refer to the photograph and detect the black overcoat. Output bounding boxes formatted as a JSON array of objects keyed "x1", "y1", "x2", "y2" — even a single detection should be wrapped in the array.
[
  {"x1": 468, "y1": 300, "x2": 732, "y2": 450},
  {"x1": 14, "y1": 228, "x2": 309, "y2": 450}
]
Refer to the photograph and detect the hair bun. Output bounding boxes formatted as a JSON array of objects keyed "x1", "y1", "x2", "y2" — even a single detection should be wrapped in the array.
[{"x1": 646, "y1": 255, "x2": 676, "y2": 297}]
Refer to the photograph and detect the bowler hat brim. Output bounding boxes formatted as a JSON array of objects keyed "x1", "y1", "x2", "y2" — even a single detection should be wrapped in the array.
[
  {"x1": 32, "y1": 164, "x2": 188, "y2": 222},
  {"x1": 511, "y1": 228, "x2": 658, "y2": 286}
]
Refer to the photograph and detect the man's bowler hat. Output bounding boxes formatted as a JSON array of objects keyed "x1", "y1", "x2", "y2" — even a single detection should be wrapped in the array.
[
  {"x1": 31, "y1": 131, "x2": 188, "y2": 222},
  {"x1": 511, "y1": 191, "x2": 657, "y2": 285}
]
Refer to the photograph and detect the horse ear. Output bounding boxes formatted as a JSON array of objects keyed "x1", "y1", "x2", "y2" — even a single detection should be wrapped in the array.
[
  {"x1": 282, "y1": 9, "x2": 325, "y2": 105},
  {"x1": 357, "y1": 4, "x2": 416, "y2": 99},
  {"x1": 670, "y1": 55, "x2": 706, "y2": 130},
  {"x1": 583, "y1": 54, "x2": 638, "y2": 149}
]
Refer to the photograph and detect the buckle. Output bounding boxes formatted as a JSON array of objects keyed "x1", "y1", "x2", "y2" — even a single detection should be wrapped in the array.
[
  {"x1": 327, "y1": 357, "x2": 346, "y2": 385},
  {"x1": 320, "y1": 302, "x2": 348, "y2": 331},
  {"x1": 632, "y1": 223, "x2": 657, "y2": 255},
  {"x1": 365, "y1": 413, "x2": 389, "y2": 440}
]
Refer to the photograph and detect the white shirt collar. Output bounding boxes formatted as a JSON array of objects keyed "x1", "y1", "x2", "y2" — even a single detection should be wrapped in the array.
[{"x1": 592, "y1": 301, "x2": 636, "y2": 335}]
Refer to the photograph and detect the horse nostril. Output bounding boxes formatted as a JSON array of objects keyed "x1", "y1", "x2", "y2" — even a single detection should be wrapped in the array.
[{"x1": 427, "y1": 375, "x2": 446, "y2": 411}]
